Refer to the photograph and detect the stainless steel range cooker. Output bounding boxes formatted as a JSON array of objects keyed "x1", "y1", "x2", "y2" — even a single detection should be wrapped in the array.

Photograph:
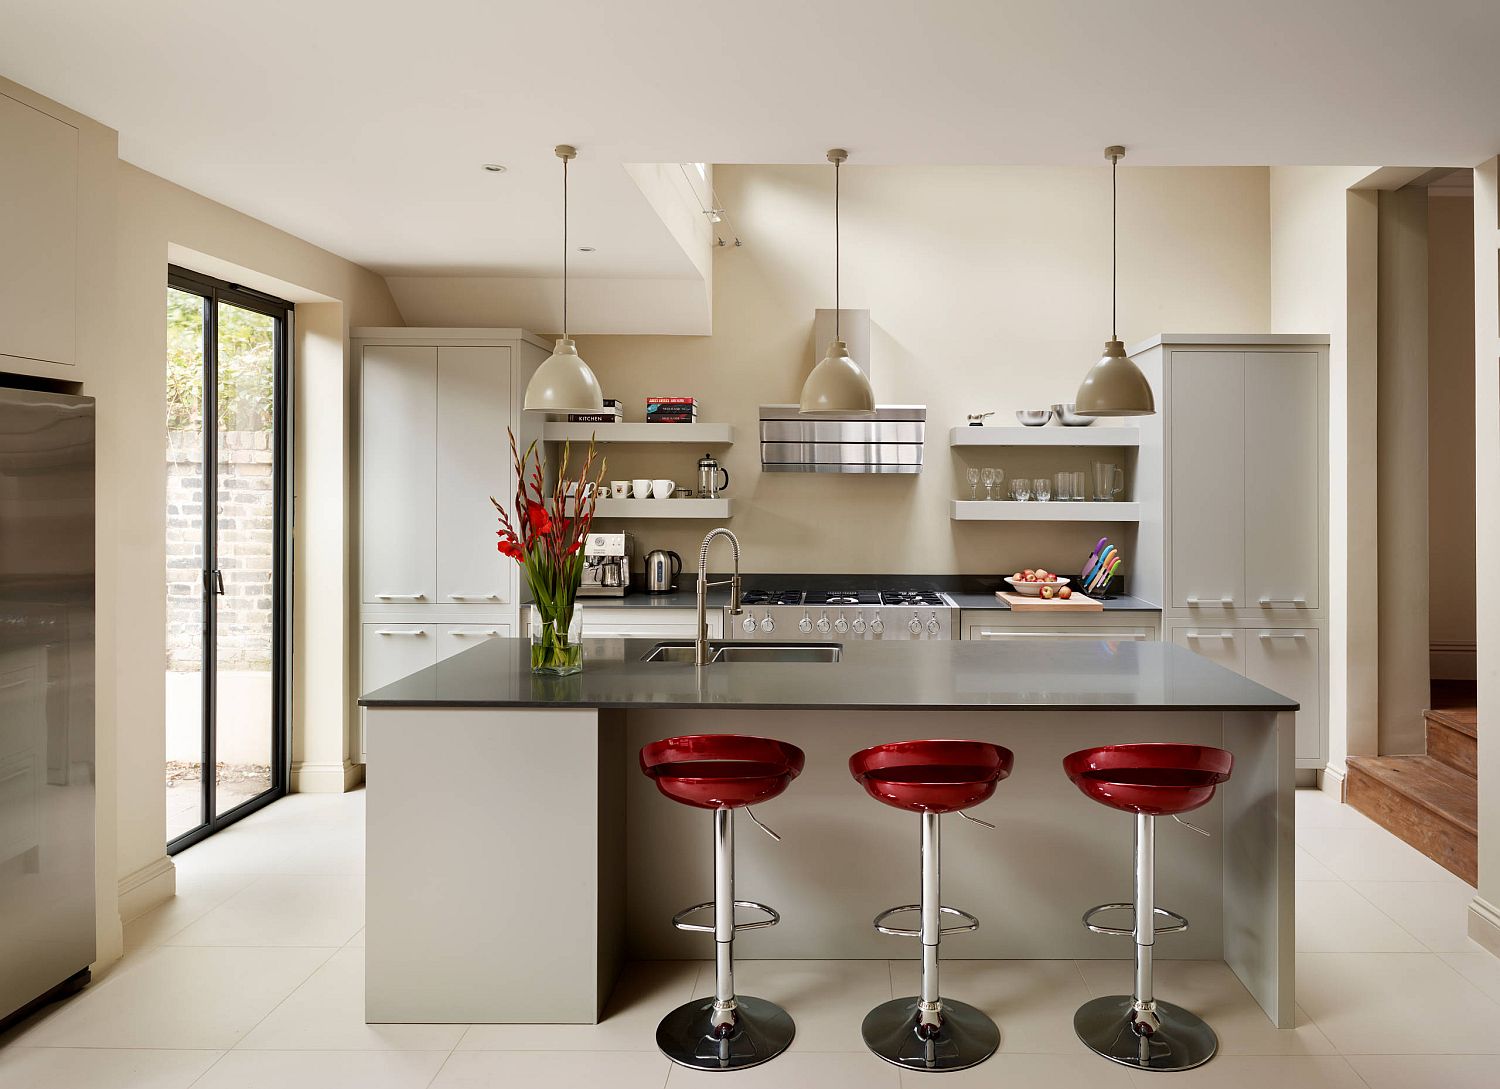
[{"x1": 730, "y1": 587, "x2": 957, "y2": 641}]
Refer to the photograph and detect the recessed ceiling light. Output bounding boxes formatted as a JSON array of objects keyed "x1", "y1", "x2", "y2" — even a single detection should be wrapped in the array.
[
  {"x1": 481, "y1": 163, "x2": 507, "y2": 173},
  {"x1": 577, "y1": 246, "x2": 596, "y2": 252}
]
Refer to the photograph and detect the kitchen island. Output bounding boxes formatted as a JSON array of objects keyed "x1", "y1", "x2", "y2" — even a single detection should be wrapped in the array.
[{"x1": 360, "y1": 637, "x2": 1295, "y2": 1028}]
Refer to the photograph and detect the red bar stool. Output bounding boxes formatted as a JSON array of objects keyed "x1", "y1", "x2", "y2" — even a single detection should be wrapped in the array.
[
  {"x1": 1062, "y1": 743, "x2": 1234, "y2": 1072},
  {"x1": 849, "y1": 740, "x2": 1013, "y2": 1073},
  {"x1": 640, "y1": 734, "x2": 805, "y2": 1071}
]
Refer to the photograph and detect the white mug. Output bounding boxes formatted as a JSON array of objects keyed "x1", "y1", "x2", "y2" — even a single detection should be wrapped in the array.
[
  {"x1": 651, "y1": 479, "x2": 675, "y2": 500},
  {"x1": 631, "y1": 478, "x2": 652, "y2": 499},
  {"x1": 610, "y1": 481, "x2": 629, "y2": 499}
]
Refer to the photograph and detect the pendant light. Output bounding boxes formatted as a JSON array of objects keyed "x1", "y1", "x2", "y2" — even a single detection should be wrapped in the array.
[
  {"x1": 799, "y1": 148, "x2": 876, "y2": 417},
  {"x1": 523, "y1": 145, "x2": 605, "y2": 413},
  {"x1": 1074, "y1": 145, "x2": 1156, "y2": 417}
]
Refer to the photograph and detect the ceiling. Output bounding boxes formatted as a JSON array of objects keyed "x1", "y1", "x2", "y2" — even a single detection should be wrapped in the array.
[{"x1": 2, "y1": 0, "x2": 1497, "y2": 278}]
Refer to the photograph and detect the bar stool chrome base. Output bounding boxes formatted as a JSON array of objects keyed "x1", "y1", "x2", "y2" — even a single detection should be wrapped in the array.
[
  {"x1": 656, "y1": 995, "x2": 795, "y2": 1072},
  {"x1": 861, "y1": 996, "x2": 1000, "y2": 1073},
  {"x1": 1074, "y1": 995, "x2": 1218, "y2": 1072}
]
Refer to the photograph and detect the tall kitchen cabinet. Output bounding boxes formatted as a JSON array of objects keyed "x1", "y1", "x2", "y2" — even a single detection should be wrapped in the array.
[
  {"x1": 1131, "y1": 335, "x2": 1331, "y2": 770},
  {"x1": 353, "y1": 328, "x2": 549, "y2": 760}
]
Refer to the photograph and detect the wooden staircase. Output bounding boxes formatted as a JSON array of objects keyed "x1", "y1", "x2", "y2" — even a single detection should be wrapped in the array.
[{"x1": 1347, "y1": 704, "x2": 1478, "y2": 884}]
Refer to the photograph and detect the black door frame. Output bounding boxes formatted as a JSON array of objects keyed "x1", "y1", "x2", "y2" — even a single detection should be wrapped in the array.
[{"x1": 167, "y1": 265, "x2": 292, "y2": 854}]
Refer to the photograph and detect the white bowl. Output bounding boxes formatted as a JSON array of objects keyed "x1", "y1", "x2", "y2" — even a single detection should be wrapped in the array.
[{"x1": 1003, "y1": 575, "x2": 1071, "y2": 597}]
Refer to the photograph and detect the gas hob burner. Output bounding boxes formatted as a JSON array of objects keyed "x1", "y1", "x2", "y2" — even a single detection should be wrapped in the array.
[
  {"x1": 741, "y1": 589, "x2": 805, "y2": 606},
  {"x1": 880, "y1": 590, "x2": 948, "y2": 607},
  {"x1": 805, "y1": 590, "x2": 881, "y2": 606}
]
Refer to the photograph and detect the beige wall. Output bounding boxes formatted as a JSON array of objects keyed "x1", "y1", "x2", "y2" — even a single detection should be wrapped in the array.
[
  {"x1": 1428, "y1": 194, "x2": 1477, "y2": 678},
  {"x1": 562, "y1": 164, "x2": 1270, "y2": 575},
  {"x1": 1269, "y1": 167, "x2": 1380, "y2": 783}
]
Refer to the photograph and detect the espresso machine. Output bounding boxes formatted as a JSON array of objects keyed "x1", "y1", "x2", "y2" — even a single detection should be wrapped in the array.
[{"x1": 579, "y1": 531, "x2": 635, "y2": 596}]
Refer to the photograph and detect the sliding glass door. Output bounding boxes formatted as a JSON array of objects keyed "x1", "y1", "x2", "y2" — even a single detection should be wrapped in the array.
[{"x1": 165, "y1": 266, "x2": 291, "y2": 852}]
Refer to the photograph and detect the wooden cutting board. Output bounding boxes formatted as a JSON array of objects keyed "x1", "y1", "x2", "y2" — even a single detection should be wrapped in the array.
[{"x1": 996, "y1": 591, "x2": 1104, "y2": 611}]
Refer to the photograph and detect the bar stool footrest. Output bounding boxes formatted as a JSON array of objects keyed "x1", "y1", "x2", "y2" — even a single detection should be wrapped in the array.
[
  {"x1": 672, "y1": 900, "x2": 781, "y2": 934},
  {"x1": 873, "y1": 903, "x2": 979, "y2": 938},
  {"x1": 1082, "y1": 902, "x2": 1189, "y2": 937}
]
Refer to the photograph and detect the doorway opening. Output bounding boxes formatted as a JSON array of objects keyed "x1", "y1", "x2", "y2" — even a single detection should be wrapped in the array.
[{"x1": 164, "y1": 265, "x2": 291, "y2": 851}]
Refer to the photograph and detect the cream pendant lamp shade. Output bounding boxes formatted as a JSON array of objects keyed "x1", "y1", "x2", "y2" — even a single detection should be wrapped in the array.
[
  {"x1": 799, "y1": 149, "x2": 876, "y2": 417},
  {"x1": 523, "y1": 145, "x2": 605, "y2": 413},
  {"x1": 1074, "y1": 146, "x2": 1155, "y2": 417}
]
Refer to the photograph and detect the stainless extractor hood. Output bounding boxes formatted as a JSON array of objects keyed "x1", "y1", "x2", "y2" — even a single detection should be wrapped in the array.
[{"x1": 759, "y1": 404, "x2": 926, "y2": 474}]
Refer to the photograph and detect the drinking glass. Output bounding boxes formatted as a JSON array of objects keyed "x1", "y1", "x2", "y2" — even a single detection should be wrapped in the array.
[
  {"x1": 1072, "y1": 471, "x2": 1086, "y2": 501},
  {"x1": 1010, "y1": 478, "x2": 1031, "y2": 502},
  {"x1": 966, "y1": 466, "x2": 980, "y2": 500},
  {"x1": 980, "y1": 467, "x2": 1001, "y2": 500},
  {"x1": 1054, "y1": 471, "x2": 1072, "y2": 501},
  {"x1": 1033, "y1": 477, "x2": 1051, "y2": 502},
  {"x1": 1093, "y1": 462, "x2": 1124, "y2": 501}
]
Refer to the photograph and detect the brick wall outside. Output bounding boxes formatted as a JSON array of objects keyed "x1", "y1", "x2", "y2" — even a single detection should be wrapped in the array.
[{"x1": 166, "y1": 430, "x2": 274, "y2": 672}]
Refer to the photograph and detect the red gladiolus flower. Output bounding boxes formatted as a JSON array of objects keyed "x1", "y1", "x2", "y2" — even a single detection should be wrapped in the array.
[
  {"x1": 565, "y1": 536, "x2": 583, "y2": 556},
  {"x1": 526, "y1": 500, "x2": 553, "y2": 535},
  {"x1": 497, "y1": 536, "x2": 524, "y2": 560}
]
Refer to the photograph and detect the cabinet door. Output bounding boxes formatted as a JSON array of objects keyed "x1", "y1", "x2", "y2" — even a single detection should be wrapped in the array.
[
  {"x1": 1170, "y1": 625, "x2": 1245, "y2": 674},
  {"x1": 575, "y1": 607, "x2": 712, "y2": 639},
  {"x1": 359, "y1": 623, "x2": 437, "y2": 762},
  {"x1": 1244, "y1": 627, "x2": 1323, "y2": 765},
  {"x1": 1244, "y1": 352, "x2": 1320, "y2": 610},
  {"x1": 361, "y1": 346, "x2": 437, "y2": 604},
  {"x1": 1169, "y1": 352, "x2": 1245, "y2": 609},
  {"x1": 437, "y1": 622, "x2": 513, "y2": 662},
  {"x1": 436, "y1": 347, "x2": 514, "y2": 606}
]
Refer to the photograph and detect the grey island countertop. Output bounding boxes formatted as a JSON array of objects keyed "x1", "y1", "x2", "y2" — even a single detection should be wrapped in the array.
[{"x1": 360, "y1": 637, "x2": 1296, "y2": 712}]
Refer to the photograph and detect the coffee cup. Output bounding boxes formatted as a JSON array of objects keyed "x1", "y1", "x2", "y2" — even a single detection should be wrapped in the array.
[
  {"x1": 610, "y1": 481, "x2": 629, "y2": 499},
  {"x1": 631, "y1": 478, "x2": 652, "y2": 499},
  {"x1": 651, "y1": 479, "x2": 675, "y2": 500}
]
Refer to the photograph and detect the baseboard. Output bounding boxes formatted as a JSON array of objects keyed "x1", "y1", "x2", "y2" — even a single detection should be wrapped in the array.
[
  {"x1": 291, "y1": 759, "x2": 366, "y2": 793},
  {"x1": 1319, "y1": 762, "x2": 1346, "y2": 801},
  {"x1": 1468, "y1": 896, "x2": 1500, "y2": 958},
  {"x1": 117, "y1": 856, "x2": 176, "y2": 923},
  {"x1": 1430, "y1": 641, "x2": 1477, "y2": 681}
]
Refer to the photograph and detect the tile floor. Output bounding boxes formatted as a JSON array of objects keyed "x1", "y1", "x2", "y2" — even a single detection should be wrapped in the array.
[{"x1": 3, "y1": 788, "x2": 1499, "y2": 1087}]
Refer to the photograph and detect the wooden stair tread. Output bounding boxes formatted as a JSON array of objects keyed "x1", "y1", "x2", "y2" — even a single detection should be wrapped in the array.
[
  {"x1": 1424, "y1": 707, "x2": 1477, "y2": 739},
  {"x1": 1345, "y1": 755, "x2": 1477, "y2": 834}
]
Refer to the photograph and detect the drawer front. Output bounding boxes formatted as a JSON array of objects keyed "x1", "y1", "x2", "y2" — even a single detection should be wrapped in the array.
[
  {"x1": 965, "y1": 624, "x2": 1155, "y2": 642},
  {"x1": 1244, "y1": 627, "x2": 1324, "y2": 765},
  {"x1": 437, "y1": 622, "x2": 513, "y2": 662},
  {"x1": 1169, "y1": 624, "x2": 1246, "y2": 673}
]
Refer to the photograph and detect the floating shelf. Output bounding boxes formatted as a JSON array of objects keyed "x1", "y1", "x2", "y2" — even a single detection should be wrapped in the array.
[
  {"x1": 590, "y1": 498, "x2": 734, "y2": 519},
  {"x1": 948, "y1": 426, "x2": 1140, "y2": 447},
  {"x1": 544, "y1": 422, "x2": 734, "y2": 444},
  {"x1": 950, "y1": 500, "x2": 1140, "y2": 522}
]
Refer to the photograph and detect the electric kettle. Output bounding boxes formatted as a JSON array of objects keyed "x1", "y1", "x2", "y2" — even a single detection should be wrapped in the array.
[{"x1": 644, "y1": 549, "x2": 682, "y2": 594}]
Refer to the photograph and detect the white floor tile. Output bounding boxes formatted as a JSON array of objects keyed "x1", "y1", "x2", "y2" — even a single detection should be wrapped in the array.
[
  {"x1": 1349, "y1": 880, "x2": 1483, "y2": 953},
  {"x1": 166, "y1": 874, "x2": 364, "y2": 947},
  {"x1": 1438, "y1": 949, "x2": 1500, "y2": 1003},
  {"x1": 1295, "y1": 952, "x2": 1500, "y2": 1053},
  {"x1": 457, "y1": 961, "x2": 700, "y2": 1052},
  {"x1": 1297, "y1": 826, "x2": 1466, "y2": 884},
  {"x1": 666, "y1": 1049, "x2": 899, "y2": 1088},
  {"x1": 1294, "y1": 846, "x2": 1339, "y2": 882},
  {"x1": 689, "y1": 959, "x2": 890, "y2": 1053},
  {"x1": 888, "y1": 958, "x2": 1093, "y2": 1054},
  {"x1": 7, "y1": 945, "x2": 334, "y2": 1050},
  {"x1": 1346, "y1": 1053, "x2": 1500, "y2": 1088},
  {"x1": 1076, "y1": 960, "x2": 1336, "y2": 1055},
  {"x1": 192, "y1": 1049, "x2": 448, "y2": 1089},
  {"x1": 0, "y1": 1047, "x2": 221, "y2": 1089},
  {"x1": 174, "y1": 796, "x2": 365, "y2": 877},
  {"x1": 900, "y1": 1052, "x2": 1132, "y2": 1088},
  {"x1": 433, "y1": 1050, "x2": 670, "y2": 1089},
  {"x1": 344, "y1": 927, "x2": 366, "y2": 947},
  {"x1": 123, "y1": 871, "x2": 257, "y2": 951},
  {"x1": 1293, "y1": 789, "x2": 1372, "y2": 831},
  {"x1": 1124, "y1": 1055, "x2": 1366, "y2": 1088},
  {"x1": 235, "y1": 946, "x2": 466, "y2": 1051},
  {"x1": 1295, "y1": 881, "x2": 1424, "y2": 952}
]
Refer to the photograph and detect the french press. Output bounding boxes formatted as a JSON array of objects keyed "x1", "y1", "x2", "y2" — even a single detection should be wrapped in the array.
[{"x1": 697, "y1": 452, "x2": 730, "y2": 498}]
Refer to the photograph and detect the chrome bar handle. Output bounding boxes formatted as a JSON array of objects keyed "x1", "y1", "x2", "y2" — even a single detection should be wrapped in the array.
[
  {"x1": 958, "y1": 810, "x2": 995, "y2": 829},
  {"x1": 1258, "y1": 630, "x2": 1308, "y2": 641},
  {"x1": 1185, "y1": 594, "x2": 1234, "y2": 606},
  {"x1": 375, "y1": 593, "x2": 427, "y2": 600},
  {"x1": 744, "y1": 806, "x2": 781, "y2": 842},
  {"x1": 447, "y1": 593, "x2": 499, "y2": 601},
  {"x1": 374, "y1": 629, "x2": 427, "y2": 636},
  {"x1": 1258, "y1": 595, "x2": 1307, "y2": 607},
  {"x1": 1185, "y1": 631, "x2": 1234, "y2": 640}
]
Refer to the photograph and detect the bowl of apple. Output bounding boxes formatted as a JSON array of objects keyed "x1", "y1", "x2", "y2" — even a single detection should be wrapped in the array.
[{"x1": 1004, "y1": 569, "x2": 1072, "y2": 598}]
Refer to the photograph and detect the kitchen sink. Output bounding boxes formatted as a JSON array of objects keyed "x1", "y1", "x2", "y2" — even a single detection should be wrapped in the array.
[{"x1": 642, "y1": 641, "x2": 843, "y2": 664}]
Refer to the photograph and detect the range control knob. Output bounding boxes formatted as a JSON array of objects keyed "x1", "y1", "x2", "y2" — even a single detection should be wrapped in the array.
[
  {"x1": 743, "y1": 614, "x2": 757, "y2": 634},
  {"x1": 851, "y1": 615, "x2": 866, "y2": 635},
  {"x1": 760, "y1": 613, "x2": 775, "y2": 633},
  {"x1": 908, "y1": 613, "x2": 923, "y2": 636},
  {"x1": 799, "y1": 612, "x2": 813, "y2": 634},
  {"x1": 926, "y1": 612, "x2": 942, "y2": 637},
  {"x1": 870, "y1": 615, "x2": 884, "y2": 636},
  {"x1": 815, "y1": 611, "x2": 831, "y2": 635},
  {"x1": 834, "y1": 612, "x2": 849, "y2": 634}
]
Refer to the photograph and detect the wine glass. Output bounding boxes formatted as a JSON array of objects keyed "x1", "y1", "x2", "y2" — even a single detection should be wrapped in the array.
[
  {"x1": 980, "y1": 467, "x2": 1000, "y2": 500},
  {"x1": 1034, "y1": 477, "x2": 1051, "y2": 502},
  {"x1": 966, "y1": 466, "x2": 980, "y2": 500}
]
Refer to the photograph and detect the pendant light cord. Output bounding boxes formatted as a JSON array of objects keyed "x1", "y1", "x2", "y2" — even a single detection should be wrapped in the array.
[
  {"x1": 562, "y1": 154, "x2": 569, "y2": 339},
  {"x1": 834, "y1": 156, "x2": 841, "y2": 342},
  {"x1": 1111, "y1": 152, "x2": 1117, "y2": 341}
]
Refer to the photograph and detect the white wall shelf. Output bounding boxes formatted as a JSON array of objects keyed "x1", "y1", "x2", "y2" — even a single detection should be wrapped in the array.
[
  {"x1": 544, "y1": 422, "x2": 734, "y2": 445},
  {"x1": 950, "y1": 500, "x2": 1140, "y2": 522},
  {"x1": 589, "y1": 498, "x2": 734, "y2": 519},
  {"x1": 949, "y1": 426, "x2": 1140, "y2": 447}
]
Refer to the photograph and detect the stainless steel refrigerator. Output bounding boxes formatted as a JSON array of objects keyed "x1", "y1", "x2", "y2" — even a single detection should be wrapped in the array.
[{"x1": 0, "y1": 384, "x2": 95, "y2": 1024}]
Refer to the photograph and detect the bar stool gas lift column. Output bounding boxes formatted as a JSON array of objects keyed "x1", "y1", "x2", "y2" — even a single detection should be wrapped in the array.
[
  {"x1": 640, "y1": 734, "x2": 805, "y2": 1071},
  {"x1": 849, "y1": 740, "x2": 1014, "y2": 1073},
  {"x1": 1063, "y1": 743, "x2": 1234, "y2": 1072}
]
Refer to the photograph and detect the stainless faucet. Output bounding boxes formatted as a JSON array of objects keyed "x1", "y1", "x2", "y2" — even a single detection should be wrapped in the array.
[{"x1": 696, "y1": 528, "x2": 743, "y2": 666}]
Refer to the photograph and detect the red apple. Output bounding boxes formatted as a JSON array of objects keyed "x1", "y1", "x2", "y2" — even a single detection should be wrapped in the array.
[
  {"x1": 1058, "y1": 586, "x2": 1073, "y2": 599},
  {"x1": 1041, "y1": 584, "x2": 1056, "y2": 599}
]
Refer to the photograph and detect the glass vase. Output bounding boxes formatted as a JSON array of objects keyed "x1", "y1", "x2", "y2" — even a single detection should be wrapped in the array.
[{"x1": 530, "y1": 602, "x2": 583, "y2": 675}]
